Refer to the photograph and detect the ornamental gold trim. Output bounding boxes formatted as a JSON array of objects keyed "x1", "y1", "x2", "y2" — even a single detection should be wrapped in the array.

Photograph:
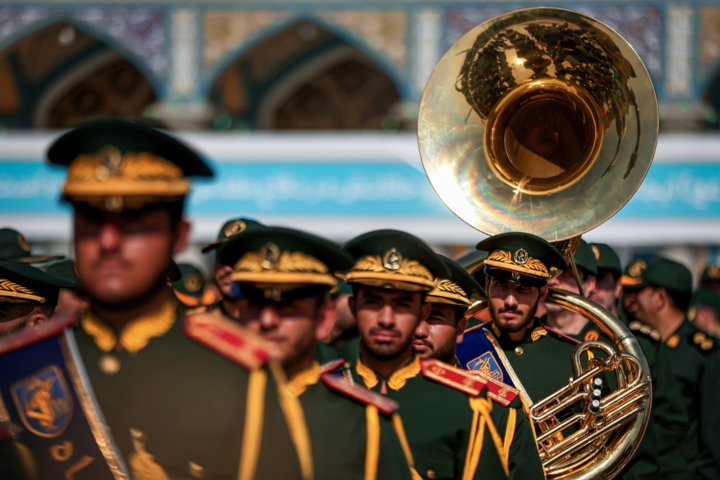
[
  {"x1": 231, "y1": 245, "x2": 337, "y2": 287},
  {"x1": 0, "y1": 278, "x2": 44, "y2": 303},
  {"x1": 427, "y1": 279, "x2": 471, "y2": 306},
  {"x1": 485, "y1": 250, "x2": 550, "y2": 279},
  {"x1": 345, "y1": 254, "x2": 435, "y2": 291},
  {"x1": 63, "y1": 148, "x2": 189, "y2": 198}
]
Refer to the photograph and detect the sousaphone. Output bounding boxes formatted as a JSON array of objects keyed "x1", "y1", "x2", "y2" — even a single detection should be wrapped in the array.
[{"x1": 417, "y1": 7, "x2": 657, "y2": 480}]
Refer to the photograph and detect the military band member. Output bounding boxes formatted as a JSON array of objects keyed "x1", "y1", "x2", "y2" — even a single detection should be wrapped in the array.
[
  {"x1": 316, "y1": 281, "x2": 361, "y2": 363},
  {"x1": 338, "y1": 229, "x2": 517, "y2": 480},
  {"x1": 690, "y1": 288, "x2": 720, "y2": 339},
  {"x1": 217, "y1": 225, "x2": 414, "y2": 480},
  {"x1": 27, "y1": 119, "x2": 310, "y2": 480},
  {"x1": 414, "y1": 254, "x2": 544, "y2": 480},
  {"x1": 625, "y1": 258, "x2": 720, "y2": 479},
  {"x1": 620, "y1": 258, "x2": 648, "y2": 325},
  {"x1": 202, "y1": 217, "x2": 263, "y2": 320},
  {"x1": 0, "y1": 261, "x2": 75, "y2": 338},
  {"x1": 0, "y1": 228, "x2": 63, "y2": 264}
]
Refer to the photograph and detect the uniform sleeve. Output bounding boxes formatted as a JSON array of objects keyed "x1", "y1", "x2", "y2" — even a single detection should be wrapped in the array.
[
  {"x1": 700, "y1": 350, "x2": 720, "y2": 474},
  {"x1": 376, "y1": 413, "x2": 414, "y2": 480}
]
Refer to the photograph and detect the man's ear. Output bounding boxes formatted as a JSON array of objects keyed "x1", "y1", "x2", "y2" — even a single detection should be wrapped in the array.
[
  {"x1": 583, "y1": 275, "x2": 597, "y2": 297},
  {"x1": 28, "y1": 310, "x2": 49, "y2": 328},
  {"x1": 538, "y1": 285, "x2": 549, "y2": 303},
  {"x1": 173, "y1": 219, "x2": 191, "y2": 255},
  {"x1": 456, "y1": 316, "x2": 468, "y2": 344},
  {"x1": 315, "y1": 298, "x2": 337, "y2": 342}
]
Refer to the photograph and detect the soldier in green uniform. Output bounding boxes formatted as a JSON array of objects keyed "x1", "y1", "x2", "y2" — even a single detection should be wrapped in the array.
[
  {"x1": 588, "y1": 244, "x2": 691, "y2": 480},
  {"x1": 700, "y1": 265, "x2": 720, "y2": 294},
  {"x1": 316, "y1": 281, "x2": 361, "y2": 363},
  {"x1": 337, "y1": 229, "x2": 521, "y2": 480},
  {"x1": 202, "y1": 217, "x2": 263, "y2": 320},
  {"x1": 0, "y1": 261, "x2": 75, "y2": 338},
  {"x1": 27, "y1": 119, "x2": 311, "y2": 480},
  {"x1": 413, "y1": 254, "x2": 544, "y2": 480},
  {"x1": 620, "y1": 259, "x2": 648, "y2": 325},
  {"x1": 627, "y1": 257, "x2": 720, "y2": 479},
  {"x1": 0, "y1": 228, "x2": 63, "y2": 264},
  {"x1": 217, "y1": 225, "x2": 414, "y2": 480},
  {"x1": 690, "y1": 288, "x2": 720, "y2": 339}
]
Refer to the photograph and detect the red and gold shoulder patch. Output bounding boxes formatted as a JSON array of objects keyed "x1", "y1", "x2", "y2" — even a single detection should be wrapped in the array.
[
  {"x1": 321, "y1": 373, "x2": 399, "y2": 414},
  {"x1": 184, "y1": 312, "x2": 270, "y2": 370},
  {"x1": 543, "y1": 325, "x2": 581, "y2": 345},
  {"x1": 420, "y1": 358, "x2": 488, "y2": 396},
  {"x1": 320, "y1": 358, "x2": 345, "y2": 374},
  {"x1": 466, "y1": 370, "x2": 519, "y2": 407}
]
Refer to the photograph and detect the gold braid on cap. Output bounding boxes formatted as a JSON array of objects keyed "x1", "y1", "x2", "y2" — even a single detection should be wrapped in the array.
[
  {"x1": 231, "y1": 244, "x2": 338, "y2": 287},
  {"x1": 484, "y1": 250, "x2": 550, "y2": 279},
  {"x1": 63, "y1": 146, "x2": 190, "y2": 201},
  {"x1": 345, "y1": 254, "x2": 435, "y2": 292},
  {"x1": 0, "y1": 279, "x2": 44, "y2": 303},
  {"x1": 426, "y1": 279, "x2": 471, "y2": 306}
]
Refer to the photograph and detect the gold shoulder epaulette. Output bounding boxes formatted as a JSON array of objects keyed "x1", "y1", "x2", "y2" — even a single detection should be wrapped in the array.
[
  {"x1": 466, "y1": 370, "x2": 519, "y2": 407},
  {"x1": 693, "y1": 331, "x2": 716, "y2": 351},
  {"x1": 184, "y1": 312, "x2": 270, "y2": 370},
  {"x1": 420, "y1": 358, "x2": 487, "y2": 396},
  {"x1": 321, "y1": 373, "x2": 399, "y2": 414}
]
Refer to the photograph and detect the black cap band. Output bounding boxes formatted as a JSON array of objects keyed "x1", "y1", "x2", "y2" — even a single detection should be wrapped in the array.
[{"x1": 484, "y1": 266, "x2": 548, "y2": 288}]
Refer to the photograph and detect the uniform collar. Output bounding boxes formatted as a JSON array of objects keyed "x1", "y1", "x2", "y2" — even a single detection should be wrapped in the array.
[
  {"x1": 495, "y1": 317, "x2": 546, "y2": 348},
  {"x1": 356, "y1": 354, "x2": 421, "y2": 391},
  {"x1": 287, "y1": 361, "x2": 321, "y2": 397},
  {"x1": 665, "y1": 318, "x2": 691, "y2": 348},
  {"x1": 80, "y1": 298, "x2": 177, "y2": 354}
]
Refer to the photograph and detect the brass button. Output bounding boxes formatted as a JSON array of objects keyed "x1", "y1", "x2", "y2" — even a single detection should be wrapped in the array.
[
  {"x1": 99, "y1": 354, "x2": 121, "y2": 375},
  {"x1": 515, "y1": 346, "x2": 523, "y2": 355},
  {"x1": 426, "y1": 469, "x2": 436, "y2": 479}
]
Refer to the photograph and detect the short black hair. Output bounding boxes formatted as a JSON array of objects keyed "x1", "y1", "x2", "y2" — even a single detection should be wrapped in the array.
[
  {"x1": 597, "y1": 267, "x2": 621, "y2": 282},
  {"x1": 662, "y1": 287, "x2": 691, "y2": 313}
]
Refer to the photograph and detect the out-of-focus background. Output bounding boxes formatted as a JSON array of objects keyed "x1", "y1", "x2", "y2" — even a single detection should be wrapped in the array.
[{"x1": 0, "y1": 1, "x2": 719, "y2": 281}]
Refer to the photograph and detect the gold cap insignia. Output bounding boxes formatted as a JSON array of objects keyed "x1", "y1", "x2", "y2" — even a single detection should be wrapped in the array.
[
  {"x1": 224, "y1": 220, "x2": 247, "y2": 238},
  {"x1": 184, "y1": 274, "x2": 203, "y2": 293},
  {"x1": 260, "y1": 243, "x2": 281, "y2": 270},
  {"x1": 708, "y1": 266, "x2": 720, "y2": 279},
  {"x1": 95, "y1": 145, "x2": 123, "y2": 182},
  {"x1": 383, "y1": 248, "x2": 402, "y2": 270},
  {"x1": 628, "y1": 260, "x2": 646, "y2": 278},
  {"x1": 514, "y1": 249, "x2": 528, "y2": 265},
  {"x1": 17, "y1": 234, "x2": 30, "y2": 252},
  {"x1": 591, "y1": 245, "x2": 600, "y2": 260}
]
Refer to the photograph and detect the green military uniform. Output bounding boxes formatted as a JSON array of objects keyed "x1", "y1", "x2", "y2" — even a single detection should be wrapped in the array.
[
  {"x1": 625, "y1": 258, "x2": 720, "y2": 479},
  {"x1": 216, "y1": 225, "x2": 414, "y2": 480},
  {"x1": 0, "y1": 228, "x2": 63, "y2": 264},
  {"x1": 7, "y1": 119, "x2": 311, "y2": 480},
  {"x1": 341, "y1": 230, "x2": 519, "y2": 480}
]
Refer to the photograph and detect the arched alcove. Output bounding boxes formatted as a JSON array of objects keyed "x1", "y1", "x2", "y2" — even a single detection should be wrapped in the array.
[
  {"x1": 0, "y1": 21, "x2": 156, "y2": 129},
  {"x1": 210, "y1": 21, "x2": 405, "y2": 130}
]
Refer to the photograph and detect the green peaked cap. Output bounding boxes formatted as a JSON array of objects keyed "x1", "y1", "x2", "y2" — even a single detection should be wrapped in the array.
[
  {"x1": 218, "y1": 226, "x2": 353, "y2": 301},
  {"x1": 590, "y1": 243, "x2": 622, "y2": 277},
  {"x1": 625, "y1": 257, "x2": 693, "y2": 311},
  {"x1": 0, "y1": 260, "x2": 76, "y2": 305},
  {"x1": 44, "y1": 259, "x2": 79, "y2": 284},
  {"x1": 691, "y1": 288, "x2": 720, "y2": 310},
  {"x1": 173, "y1": 263, "x2": 206, "y2": 299},
  {"x1": 342, "y1": 229, "x2": 450, "y2": 292},
  {"x1": 0, "y1": 228, "x2": 64, "y2": 264},
  {"x1": 202, "y1": 217, "x2": 264, "y2": 253},
  {"x1": 573, "y1": 240, "x2": 598, "y2": 277},
  {"x1": 476, "y1": 232, "x2": 567, "y2": 287},
  {"x1": 427, "y1": 255, "x2": 486, "y2": 307},
  {"x1": 701, "y1": 265, "x2": 720, "y2": 284}
]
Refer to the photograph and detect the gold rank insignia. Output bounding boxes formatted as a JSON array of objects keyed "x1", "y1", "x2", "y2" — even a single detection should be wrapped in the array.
[
  {"x1": 667, "y1": 334, "x2": 681, "y2": 348},
  {"x1": 531, "y1": 326, "x2": 547, "y2": 342}
]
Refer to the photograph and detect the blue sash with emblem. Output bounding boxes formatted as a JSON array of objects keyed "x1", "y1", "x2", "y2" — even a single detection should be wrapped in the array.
[
  {"x1": 456, "y1": 325, "x2": 532, "y2": 405},
  {"x1": 0, "y1": 317, "x2": 128, "y2": 479}
]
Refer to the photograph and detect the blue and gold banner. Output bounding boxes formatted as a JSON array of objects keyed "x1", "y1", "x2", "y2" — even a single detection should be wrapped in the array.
[
  {"x1": 0, "y1": 318, "x2": 127, "y2": 479},
  {"x1": 456, "y1": 326, "x2": 533, "y2": 406}
]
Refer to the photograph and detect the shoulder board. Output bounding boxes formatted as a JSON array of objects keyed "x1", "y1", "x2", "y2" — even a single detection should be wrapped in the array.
[
  {"x1": 184, "y1": 312, "x2": 270, "y2": 370},
  {"x1": 321, "y1": 373, "x2": 399, "y2": 414},
  {"x1": 420, "y1": 358, "x2": 487, "y2": 396},
  {"x1": 465, "y1": 369, "x2": 519, "y2": 407},
  {"x1": 320, "y1": 358, "x2": 345, "y2": 374},
  {"x1": 464, "y1": 321, "x2": 491, "y2": 334},
  {"x1": 0, "y1": 314, "x2": 76, "y2": 356},
  {"x1": 543, "y1": 325, "x2": 581, "y2": 345}
]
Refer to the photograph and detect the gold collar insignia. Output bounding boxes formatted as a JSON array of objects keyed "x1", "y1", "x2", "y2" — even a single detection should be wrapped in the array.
[
  {"x1": 491, "y1": 323, "x2": 501, "y2": 338},
  {"x1": 287, "y1": 361, "x2": 321, "y2": 397},
  {"x1": 81, "y1": 299, "x2": 177, "y2": 354},
  {"x1": 485, "y1": 250, "x2": 549, "y2": 279},
  {"x1": 531, "y1": 326, "x2": 547, "y2": 342},
  {"x1": 355, "y1": 355, "x2": 421, "y2": 391}
]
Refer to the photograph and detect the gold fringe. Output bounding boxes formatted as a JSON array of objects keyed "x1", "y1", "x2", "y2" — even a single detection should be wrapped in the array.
[
  {"x1": 269, "y1": 360, "x2": 314, "y2": 480},
  {"x1": 364, "y1": 405, "x2": 380, "y2": 480},
  {"x1": 287, "y1": 361, "x2": 321, "y2": 397},
  {"x1": 238, "y1": 369, "x2": 266, "y2": 480},
  {"x1": 356, "y1": 357, "x2": 379, "y2": 389},
  {"x1": 502, "y1": 408, "x2": 516, "y2": 473}
]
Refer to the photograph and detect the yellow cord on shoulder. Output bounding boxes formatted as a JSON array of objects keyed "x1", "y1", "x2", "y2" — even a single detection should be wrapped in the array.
[
  {"x1": 391, "y1": 413, "x2": 416, "y2": 470},
  {"x1": 463, "y1": 397, "x2": 508, "y2": 479},
  {"x1": 269, "y1": 360, "x2": 314, "y2": 480},
  {"x1": 365, "y1": 405, "x2": 380, "y2": 480},
  {"x1": 238, "y1": 369, "x2": 266, "y2": 480},
  {"x1": 502, "y1": 408, "x2": 516, "y2": 472}
]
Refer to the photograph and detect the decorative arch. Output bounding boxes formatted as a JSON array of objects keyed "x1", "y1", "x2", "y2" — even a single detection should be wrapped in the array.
[
  {"x1": 0, "y1": 20, "x2": 157, "y2": 128},
  {"x1": 207, "y1": 19, "x2": 408, "y2": 130}
]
